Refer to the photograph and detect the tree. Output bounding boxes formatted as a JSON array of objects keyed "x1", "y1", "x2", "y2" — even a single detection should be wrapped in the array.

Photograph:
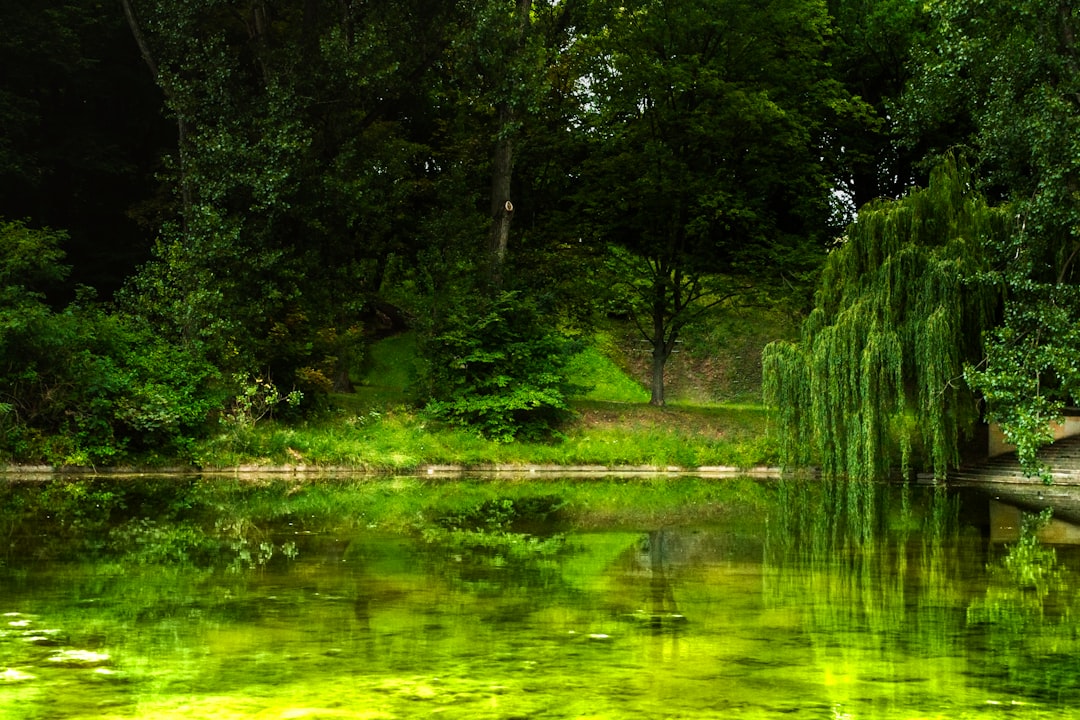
[
  {"x1": 825, "y1": 0, "x2": 936, "y2": 211},
  {"x1": 120, "y1": 0, "x2": 460, "y2": 399},
  {"x1": 762, "y1": 157, "x2": 1012, "y2": 480},
  {"x1": 902, "y1": 0, "x2": 1080, "y2": 471},
  {"x1": 485, "y1": 0, "x2": 532, "y2": 288},
  {"x1": 414, "y1": 0, "x2": 591, "y2": 438},
  {"x1": 575, "y1": 0, "x2": 858, "y2": 405}
]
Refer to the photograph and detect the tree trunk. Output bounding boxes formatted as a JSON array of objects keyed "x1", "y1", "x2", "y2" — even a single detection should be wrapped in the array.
[
  {"x1": 484, "y1": 0, "x2": 531, "y2": 290},
  {"x1": 337, "y1": 0, "x2": 354, "y2": 46},
  {"x1": 649, "y1": 295, "x2": 672, "y2": 406},
  {"x1": 120, "y1": 0, "x2": 192, "y2": 223},
  {"x1": 650, "y1": 343, "x2": 668, "y2": 406},
  {"x1": 487, "y1": 103, "x2": 514, "y2": 288},
  {"x1": 244, "y1": 0, "x2": 273, "y2": 87}
]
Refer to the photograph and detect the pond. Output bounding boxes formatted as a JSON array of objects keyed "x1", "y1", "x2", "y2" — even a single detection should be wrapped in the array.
[{"x1": 0, "y1": 474, "x2": 1078, "y2": 719}]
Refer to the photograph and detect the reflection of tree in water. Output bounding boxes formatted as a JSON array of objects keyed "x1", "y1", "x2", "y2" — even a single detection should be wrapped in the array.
[
  {"x1": 607, "y1": 527, "x2": 759, "y2": 636},
  {"x1": 630, "y1": 529, "x2": 688, "y2": 671},
  {"x1": 967, "y1": 508, "x2": 1080, "y2": 703},
  {"x1": 764, "y1": 478, "x2": 971, "y2": 710},
  {"x1": 777, "y1": 479, "x2": 980, "y2": 630},
  {"x1": 410, "y1": 495, "x2": 581, "y2": 615},
  {"x1": 765, "y1": 476, "x2": 1080, "y2": 709},
  {"x1": 645, "y1": 530, "x2": 681, "y2": 632}
]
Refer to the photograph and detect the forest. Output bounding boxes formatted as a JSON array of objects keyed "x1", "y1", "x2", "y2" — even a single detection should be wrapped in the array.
[{"x1": 1, "y1": 0, "x2": 1078, "y2": 477}]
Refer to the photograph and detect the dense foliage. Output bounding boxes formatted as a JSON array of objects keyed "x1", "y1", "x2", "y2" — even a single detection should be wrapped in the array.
[
  {"x1": 1, "y1": 0, "x2": 1079, "y2": 470},
  {"x1": 574, "y1": 0, "x2": 860, "y2": 404},
  {"x1": 418, "y1": 292, "x2": 579, "y2": 442},
  {"x1": 0, "y1": 221, "x2": 221, "y2": 464},
  {"x1": 903, "y1": 0, "x2": 1080, "y2": 471},
  {"x1": 763, "y1": 158, "x2": 1011, "y2": 479}
]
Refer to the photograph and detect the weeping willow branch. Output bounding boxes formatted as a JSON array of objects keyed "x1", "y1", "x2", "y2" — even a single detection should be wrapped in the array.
[{"x1": 763, "y1": 156, "x2": 1013, "y2": 480}]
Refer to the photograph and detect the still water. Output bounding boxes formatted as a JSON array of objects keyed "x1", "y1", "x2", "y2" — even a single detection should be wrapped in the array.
[{"x1": 0, "y1": 475, "x2": 1077, "y2": 719}]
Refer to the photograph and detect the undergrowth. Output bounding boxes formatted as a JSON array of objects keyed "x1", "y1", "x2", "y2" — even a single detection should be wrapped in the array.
[{"x1": 190, "y1": 401, "x2": 777, "y2": 470}]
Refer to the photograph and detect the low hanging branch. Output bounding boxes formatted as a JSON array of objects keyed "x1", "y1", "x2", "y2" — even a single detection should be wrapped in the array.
[{"x1": 763, "y1": 156, "x2": 1014, "y2": 480}]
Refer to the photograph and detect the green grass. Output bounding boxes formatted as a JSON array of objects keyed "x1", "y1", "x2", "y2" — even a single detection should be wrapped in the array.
[
  {"x1": 349, "y1": 331, "x2": 652, "y2": 408},
  {"x1": 191, "y1": 400, "x2": 777, "y2": 471},
  {"x1": 362, "y1": 331, "x2": 417, "y2": 388},
  {"x1": 184, "y1": 329, "x2": 779, "y2": 471},
  {"x1": 565, "y1": 346, "x2": 650, "y2": 403},
  {"x1": 346, "y1": 331, "x2": 417, "y2": 410}
]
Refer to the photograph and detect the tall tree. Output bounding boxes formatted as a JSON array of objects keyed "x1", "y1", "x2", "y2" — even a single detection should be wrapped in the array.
[
  {"x1": 825, "y1": 0, "x2": 936, "y2": 210},
  {"x1": 485, "y1": 0, "x2": 532, "y2": 288},
  {"x1": 496, "y1": 0, "x2": 606, "y2": 325},
  {"x1": 413, "y1": 0, "x2": 591, "y2": 439},
  {"x1": 576, "y1": 0, "x2": 857, "y2": 405},
  {"x1": 121, "y1": 0, "x2": 459, "y2": 396}
]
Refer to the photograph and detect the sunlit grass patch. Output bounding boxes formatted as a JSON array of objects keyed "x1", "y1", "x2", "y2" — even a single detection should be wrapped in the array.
[
  {"x1": 565, "y1": 346, "x2": 650, "y2": 403},
  {"x1": 191, "y1": 326, "x2": 776, "y2": 471},
  {"x1": 192, "y1": 401, "x2": 777, "y2": 471}
]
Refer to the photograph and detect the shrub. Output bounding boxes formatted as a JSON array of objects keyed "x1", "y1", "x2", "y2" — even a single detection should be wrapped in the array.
[
  {"x1": 17, "y1": 305, "x2": 223, "y2": 464},
  {"x1": 418, "y1": 291, "x2": 580, "y2": 442},
  {"x1": 0, "y1": 220, "x2": 224, "y2": 464}
]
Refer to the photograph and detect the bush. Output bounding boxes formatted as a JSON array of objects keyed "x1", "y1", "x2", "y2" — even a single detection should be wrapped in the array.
[
  {"x1": 418, "y1": 291, "x2": 580, "y2": 442},
  {"x1": 0, "y1": 220, "x2": 225, "y2": 464},
  {"x1": 6, "y1": 304, "x2": 223, "y2": 464}
]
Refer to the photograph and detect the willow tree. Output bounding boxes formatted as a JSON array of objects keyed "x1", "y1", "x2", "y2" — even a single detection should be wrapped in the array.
[{"x1": 763, "y1": 158, "x2": 1013, "y2": 480}]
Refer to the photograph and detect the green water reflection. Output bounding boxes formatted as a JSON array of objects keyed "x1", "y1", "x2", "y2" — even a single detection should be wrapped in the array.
[{"x1": 1, "y1": 475, "x2": 1079, "y2": 719}]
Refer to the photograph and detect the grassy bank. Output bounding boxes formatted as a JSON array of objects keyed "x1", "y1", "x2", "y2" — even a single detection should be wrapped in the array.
[
  {"x1": 189, "y1": 400, "x2": 777, "y2": 472},
  {"x1": 170, "y1": 325, "x2": 778, "y2": 473},
  {"x1": 4, "y1": 319, "x2": 783, "y2": 473}
]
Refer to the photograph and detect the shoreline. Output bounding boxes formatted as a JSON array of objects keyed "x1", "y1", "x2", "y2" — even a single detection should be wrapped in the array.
[{"x1": 0, "y1": 463, "x2": 785, "y2": 479}]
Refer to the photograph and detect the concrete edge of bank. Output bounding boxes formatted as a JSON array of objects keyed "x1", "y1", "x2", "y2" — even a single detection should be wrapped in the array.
[{"x1": 0, "y1": 463, "x2": 786, "y2": 478}]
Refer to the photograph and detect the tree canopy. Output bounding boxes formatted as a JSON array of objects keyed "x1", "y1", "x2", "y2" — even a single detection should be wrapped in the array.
[
  {"x1": 2, "y1": 0, "x2": 1080, "y2": 465},
  {"x1": 766, "y1": 0, "x2": 1080, "y2": 480},
  {"x1": 902, "y1": 0, "x2": 1080, "y2": 471},
  {"x1": 574, "y1": 0, "x2": 859, "y2": 404}
]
